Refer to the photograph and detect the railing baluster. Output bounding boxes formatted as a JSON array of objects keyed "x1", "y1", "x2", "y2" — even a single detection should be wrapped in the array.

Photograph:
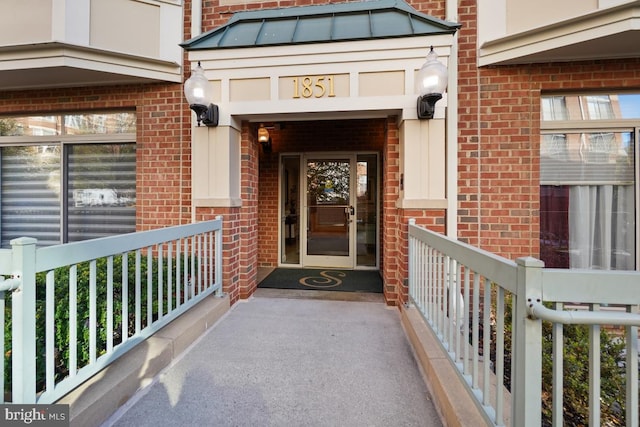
[
  {"x1": 158, "y1": 243, "x2": 164, "y2": 320},
  {"x1": 428, "y1": 246, "x2": 434, "y2": 321},
  {"x1": 176, "y1": 239, "x2": 181, "y2": 307},
  {"x1": 191, "y1": 236, "x2": 196, "y2": 298},
  {"x1": 463, "y1": 267, "x2": 470, "y2": 376},
  {"x1": 588, "y1": 303, "x2": 601, "y2": 427},
  {"x1": 167, "y1": 242, "x2": 173, "y2": 313},
  {"x1": 472, "y1": 273, "x2": 480, "y2": 389},
  {"x1": 455, "y1": 262, "x2": 462, "y2": 363},
  {"x1": 448, "y1": 258, "x2": 456, "y2": 352},
  {"x1": 147, "y1": 249, "x2": 153, "y2": 329},
  {"x1": 421, "y1": 243, "x2": 427, "y2": 315},
  {"x1": 202, "y1": 233, "x2": 208, "y2": 290},
  {"x1": 215, "y1": 217, "x2": 223, "y2": 289},
  {"x1": 135, "y1": 250, "x2": 141, "y2": 334},
  {"x1": 183, "y1": 238, "x2": 188, "y2": 301},
  {"x1": 107, "y1": 256, "x2": 113, "y2": 354},
  {"x1": 197, "y1": 234, "x2": 203, "y2": 293},
  {"x1": 122, "y1": 253, "x2": 129, "y2": 344},
  {"x1": 69, "y1": 265, "x2": 78, "y2": 378},
  {"x1": 0, "y1": 291, "x2": 4, "y2": 403},
  {"x1": 208, "y1": 232, "x2": 216, "y2": 285},
  {"x1": 495, "y1": 286, "x2": 505, "y2": 426},
  {"x1": 89, "y1": 260, "x2": 97, "y2": 364},
  {"x1": 443, "y1": 255, "x2": 450, "y2": 346},
  {"x1": 482, "y1": 278, "x2": 491, "y2": 407},
  {"x1": 625, "y1": 305, "x2": 638, "y2": 426},
  {"x1": 45, "y1": 271, "x2": 55, "y2": 394},
  {"x1": 421, "y1": 240, "x2": 425, "y2": 311},
  {"x1": 552, "y1": 302, "x2": 564, "y2": 427},
  {"x1": 436, "y1": 252, "x2": 443, "y2": 334},
  {"x1": 409, "y1": 237, "x2": 415, "y2": 305}
]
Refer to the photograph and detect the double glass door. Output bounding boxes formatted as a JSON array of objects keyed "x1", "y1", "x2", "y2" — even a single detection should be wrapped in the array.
[{"x1": 280, "y1": 153, "x2": 378, "y2": 269}]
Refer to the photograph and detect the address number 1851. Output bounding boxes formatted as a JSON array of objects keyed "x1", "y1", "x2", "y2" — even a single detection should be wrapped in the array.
[{"x1": 292, "y1": 76, "x2": 336, "y2": 99}]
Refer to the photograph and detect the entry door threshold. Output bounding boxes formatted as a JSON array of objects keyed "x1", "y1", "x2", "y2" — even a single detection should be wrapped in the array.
[{"x1": 253, "y1": 288, "x2": 384, "y2": 303}]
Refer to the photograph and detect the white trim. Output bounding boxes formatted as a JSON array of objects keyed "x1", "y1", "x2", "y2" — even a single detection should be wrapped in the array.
[
  {"x1": 0, "y1": 43, "x2": 181, "y2": 89},
  {"x1": 397, "y1": 199, "x2": 448, "y2": 209},
  {"x1": 193, "y1": 198, "x2": 242, "y2": 207}
]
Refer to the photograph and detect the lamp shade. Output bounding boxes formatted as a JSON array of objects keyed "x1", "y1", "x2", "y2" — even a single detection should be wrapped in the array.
[
  {"x1": 415, "y1": 47, "x2": 448, "y2": 97},
  {"x1": 258, "y1": 125, "x2": 270, "y2": 143},
  {"x1": 184, "y1": 62, "x2": 213, "y2": 106}
]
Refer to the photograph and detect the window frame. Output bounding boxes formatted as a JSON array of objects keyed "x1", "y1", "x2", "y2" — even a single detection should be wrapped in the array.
[
  {"x1": 0, "y1": 122, "x2": 136, "y2": 246},
  {"x1": 541, "y1": 94, "x2": 640, "y2": 270}
]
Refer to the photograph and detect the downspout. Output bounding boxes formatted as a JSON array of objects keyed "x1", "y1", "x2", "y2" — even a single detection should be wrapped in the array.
[
  {"x1": 446, "y1": 0, "x2": 459, "y2": 238},
  {"x1": 189, "y1": 0, "x2": 203, "y2": 224}
]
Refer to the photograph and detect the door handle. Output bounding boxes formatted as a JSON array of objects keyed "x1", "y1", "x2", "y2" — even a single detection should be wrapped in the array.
[{"x1": 349, "y1": 205, "x2": 355, "y2": 216}]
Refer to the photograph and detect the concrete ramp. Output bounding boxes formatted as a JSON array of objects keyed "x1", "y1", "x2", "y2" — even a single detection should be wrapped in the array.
[{"x1": 104, "y1": 294, "x2": 443, "y2": 426}]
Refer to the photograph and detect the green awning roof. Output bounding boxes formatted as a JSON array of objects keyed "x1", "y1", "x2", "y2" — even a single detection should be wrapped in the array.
[{"x1": 181, "y1": 0, "x2": 460, "y2": 50}]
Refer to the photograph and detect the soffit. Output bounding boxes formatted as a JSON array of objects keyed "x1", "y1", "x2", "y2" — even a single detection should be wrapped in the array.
[
  {"x1": 479, "y1": 1, "x2": 640, "y2": 66},
  {"x1": 181, "y1": 0, "x2": 460, "y2": 50},
  {"x1": 0, "y1": 43, "x2": 181, "y2": 91}
]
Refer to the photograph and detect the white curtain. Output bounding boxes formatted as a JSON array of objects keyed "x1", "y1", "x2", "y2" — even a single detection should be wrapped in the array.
[{"x1": 569, "y1": 185, "x2": 635, "y2": 270}]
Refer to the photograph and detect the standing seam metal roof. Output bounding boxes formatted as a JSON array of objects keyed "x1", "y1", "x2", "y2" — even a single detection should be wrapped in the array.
[{"x1": 181, "y1": 0, "x2": 460, "y2": 50}]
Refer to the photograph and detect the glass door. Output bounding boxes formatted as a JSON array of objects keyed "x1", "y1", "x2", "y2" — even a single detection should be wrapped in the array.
[{"x1": 303, "y1": 155, "x2": 355, "y2": 268}]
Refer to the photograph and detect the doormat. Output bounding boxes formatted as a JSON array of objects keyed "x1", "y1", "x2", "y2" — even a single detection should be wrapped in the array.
[{"x1": 258, "y1": 268, "x2": 383, "y2": 293}]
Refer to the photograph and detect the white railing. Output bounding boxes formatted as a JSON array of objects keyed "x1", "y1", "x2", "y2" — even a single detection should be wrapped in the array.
[
  {"x1": 0, "y1": 217, "x2": 223, "y2": 404},
  {"x1": 408, "y1": 219, "x2": 640, "y2": 427}
]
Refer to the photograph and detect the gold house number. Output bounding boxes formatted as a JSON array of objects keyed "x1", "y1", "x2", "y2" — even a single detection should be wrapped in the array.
[{"x1": 292, "y1": 76, "x2": 336, "y2": 98}]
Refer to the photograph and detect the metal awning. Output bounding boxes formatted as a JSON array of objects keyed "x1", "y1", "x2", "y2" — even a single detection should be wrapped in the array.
[{"x1": 181, "y1": 0, "x2": 460, "y2": 50}]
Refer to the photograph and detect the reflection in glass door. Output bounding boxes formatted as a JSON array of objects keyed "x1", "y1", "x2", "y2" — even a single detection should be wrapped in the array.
[
  {"x1": 281, "y1": 155, "x2": 300, "y2": 264},
  {"x1": 304, "y1": 156, "x2": 353, "y2": 268},
  {"x1": 356, "y1": 154, "x2": 378, "y2": 267}
]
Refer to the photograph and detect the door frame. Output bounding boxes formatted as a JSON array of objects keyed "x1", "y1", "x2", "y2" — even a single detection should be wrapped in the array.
[{"x1": 278, "y1": 151, "x2": 380, "y2": 270}]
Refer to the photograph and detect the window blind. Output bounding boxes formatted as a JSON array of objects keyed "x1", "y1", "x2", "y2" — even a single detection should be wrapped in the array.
[
  {"x1": 1, "y1": 146, "x2": 62, "y2": 247},
  {"x1": 67, "y1": 144, "x2": 136, "y2": 242},
  {"x1": 540, "y1": 132, "x2": 634, "y2": 184}
]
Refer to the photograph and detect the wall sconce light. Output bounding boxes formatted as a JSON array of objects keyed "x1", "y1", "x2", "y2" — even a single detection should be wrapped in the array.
[
  {"x1": 416, "y1": 46, "x2": 449, "y2": 120},
  {"x1": 184, "y1": 61, "x2": 219, "y2": 127},
  {"x1": 257, "y1": 124, "x2": 272, "y2": 153}
]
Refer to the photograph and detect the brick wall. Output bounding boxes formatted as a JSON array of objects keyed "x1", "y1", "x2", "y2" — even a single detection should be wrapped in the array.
[{"x1": 442, "y1": 0, "x2": 640, "y2": 263}]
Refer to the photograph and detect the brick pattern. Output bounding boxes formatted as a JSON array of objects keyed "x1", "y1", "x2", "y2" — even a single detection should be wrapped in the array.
[
  {"x1": 239, "y1": 122, "x2": 260, "y2": 299},
  {"x1": 196, "y1": 208, "x2": 242, "y2": 304}
]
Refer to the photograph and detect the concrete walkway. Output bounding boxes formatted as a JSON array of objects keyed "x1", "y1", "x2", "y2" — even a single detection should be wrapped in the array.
[{"x1": 103, "y1": 291, "x2": 443, "y2": 427}]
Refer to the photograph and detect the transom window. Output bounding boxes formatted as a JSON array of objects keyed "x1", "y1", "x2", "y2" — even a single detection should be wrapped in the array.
[
  {"x1": 0, "y1": 112, "x2": 136, "y2": 247},
  {"x1": 540, "y1": 93, "x2": 639, "y2": 270}
]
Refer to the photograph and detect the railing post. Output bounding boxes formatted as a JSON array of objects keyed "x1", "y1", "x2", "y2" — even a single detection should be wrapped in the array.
[
  {"x1": 10, "y1": 237, "x2": 37, "y2": 403},
  {"x1": 512, "y1": 256, "x2": 544, "y2": 427},
  {"x1": 407, "y1": 218, "x2": 416, "y2": 307},
  {"x1": 215, "y1": 215, "x2": 223, "y2": 293}
]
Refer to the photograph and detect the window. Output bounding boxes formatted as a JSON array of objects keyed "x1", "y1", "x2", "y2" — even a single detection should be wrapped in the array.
[
  {"x1": 541, "y1": 96, "x2": 568, "y2": 121},
  {"x1": 0, "y1": 112, "x2": 136, "y2": 247},
  {"x1": 540, "y1": 93, "x2": 639, "y2": 270},
  {"x1": 586, "y1": 95, "x2": 614, "y2": 119}
]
